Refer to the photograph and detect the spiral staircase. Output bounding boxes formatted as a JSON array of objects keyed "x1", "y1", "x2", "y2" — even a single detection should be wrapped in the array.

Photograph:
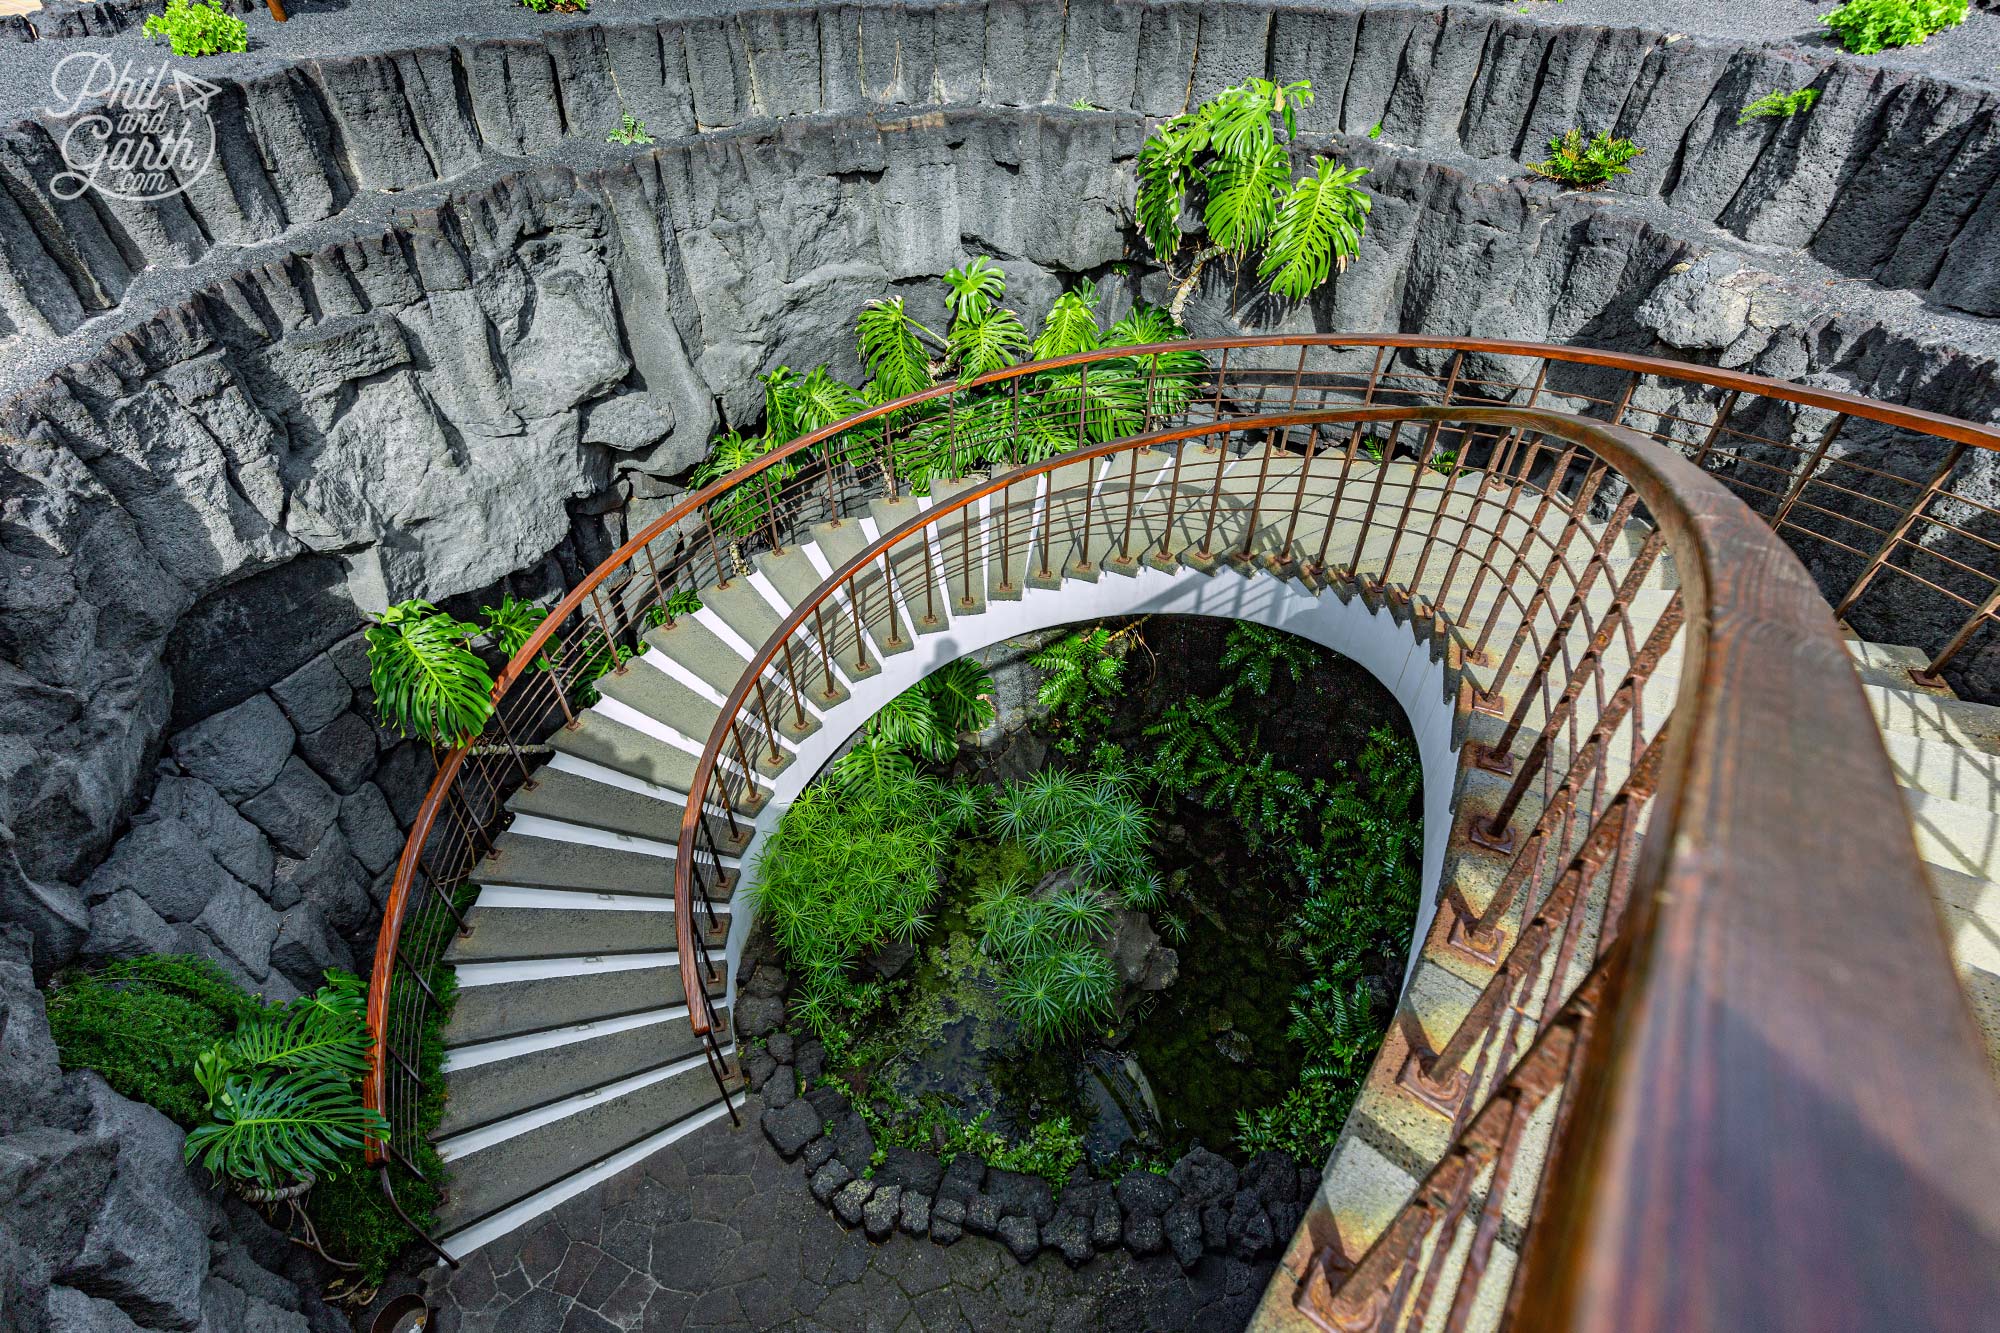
[{"x1": 368, "y1": 336, "x2": 2000, "y2": 1331}]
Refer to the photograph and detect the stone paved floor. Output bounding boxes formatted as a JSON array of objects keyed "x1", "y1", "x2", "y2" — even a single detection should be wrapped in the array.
[{"x1": 425, "y1": 1089, "x2": 1276, "y2": 1333}]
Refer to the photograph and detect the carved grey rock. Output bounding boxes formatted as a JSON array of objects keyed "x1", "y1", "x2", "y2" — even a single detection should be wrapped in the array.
[
  {"x1": 863, "y1": 1184, "x2": 901, "y2": 1240},
  {"x1": 238, "y1": 758, "x2": 340, "y2": 861},
  {"x1": 761, "y1": 1098, "x2": 823, "y2": 1161},
  {"x1": 169, "y1": 696, "x2": 294, "y2": 803}
]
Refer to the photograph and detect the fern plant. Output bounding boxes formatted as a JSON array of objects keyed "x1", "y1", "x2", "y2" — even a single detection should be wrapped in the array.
[
  {"x1": 1136, "y1": 77, "x2": 1371, "y2": 303},
  {"x1": 1738, "y1": 87, "x2": 1823, "y2": 124},
  {"x1": 47, "y1": 956, "x2": 265, "y2": 1125},
  {"x1": 1031, "y1": 626, "x2": 1130, "y2": 751},
  {"x1": 1821, "y1": 0, "x2": 1965, "y2": 52},
  {"x1": 1218, "y1": 621, "x2": 1320, "y2": 694},
  {"x1": 1529, "y1": 129, "x2": 1645, "y2": 189},
  {"x1": 607, "y1": 113, "x2": 654, "y2": 145}
]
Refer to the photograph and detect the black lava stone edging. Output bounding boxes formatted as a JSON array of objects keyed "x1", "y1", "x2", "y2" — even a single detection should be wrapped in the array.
[{"x1": 736, "y1": 960, "x2": 1318, "y2": 1270}]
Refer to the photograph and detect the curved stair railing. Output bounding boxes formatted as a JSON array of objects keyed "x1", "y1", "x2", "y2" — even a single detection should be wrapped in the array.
[
  {"x1": 670, "y1": 401, "x2": 2000, "y2": 1329},
  {"x1": 366, "y1": 335, "x2": 2000, "y2": 1300}
]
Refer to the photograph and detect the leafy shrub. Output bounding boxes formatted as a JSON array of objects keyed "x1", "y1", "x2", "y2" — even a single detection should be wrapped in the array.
[
  {"x1": 753, "y1": 759, "x2": 948, "y2": 1012},
  {"x1": 646, "y1": 588, "x2": 705, "y2": 627},
  {"x1": 46, "y1": 955, "x2": 265, "y2": 1124},
  {"x1": 143, "y1": 0, "x2": 247, "y2": 56},
  {"x1": 184, "y1": 972, "x2": 389, "y2": 1191},
  {"x1": 49, "y1": 956, "x2": 444, "y2": 1283},
  {"x1": 607, "y1": 113, "x2": 654, "y2": 145},
  {"x1": 1234, "y1": 727, "x2": 1423, "y2": 1159},
  {"x1": 1738, "y1": 87, "x2": 1823, "y2": 124},
  {"x1": 689, "y1": 260, "x2": 1207, "y2": 541},
  {"x1": 1528, "y1": 129, "x2": 1645, "y2": 189},
  {"x1": 1822, "y1": 0, "x2": 1965, "y2": 52},
  {"x1": 522, "y1": 0, "x2": 587, "y2": 11},
  {"x1": 1137, "y1": 78, "x2": 1372, "y2": 298},
  {"x1": 974, "y1": 761, "x2": 1159, "y2": 1042}
]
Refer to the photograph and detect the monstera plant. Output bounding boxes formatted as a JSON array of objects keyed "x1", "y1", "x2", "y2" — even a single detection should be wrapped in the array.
[
  {"x1": 364, "y1": 595, "x2": 550, "y2": 746},
  {"x1": 184, "y1": 971, "x2": 389, "y2": 1199},
  {"x1": 1136, "y1": 76, "x2": 1372, "y2": 307}
]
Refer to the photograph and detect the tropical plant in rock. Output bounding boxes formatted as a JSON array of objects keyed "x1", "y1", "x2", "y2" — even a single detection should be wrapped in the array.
[
  {"x1": 607, "y1": 112, "x2": 654, "y2": 145},
  {"x1": 143, "y1": 0, "x2": 247, "y2": 56},
  {"x1": 857, "y1": 298, "x2": 938, "y2": 402},
  {"x1": 184, "y1": 971, "x2": 391, "y2": 1191},
  {"x1": 480, "y1": 593, "x2": 549, "y2": 659},
  {"x1": 646, "y1": 588, "x2": 705, "y2": 627},
  {"x1": 1738, "y1": 87, "x2": 1823, "y2": 124},
  {"x1": 365, "y1": 600, "x2": 495, "y2": 746},
  {"x1": 1821, "y1": 0, "x2": 1965, "y2": 52},
  {"x1": 47, "y1": 955, "x2": 266, "y2": 1126},
  {"x1": 1136, "y1": 77, "x2": 1371, "y2": 306},
  {"x1": 1528, "y1": 129, "x2": 1645, "y2": 189}
]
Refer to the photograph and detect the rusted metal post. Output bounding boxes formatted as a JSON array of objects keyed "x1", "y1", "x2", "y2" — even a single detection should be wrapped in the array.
[{"x1": 1834, "y1": 440, "x2": 1967, "y2": 619}]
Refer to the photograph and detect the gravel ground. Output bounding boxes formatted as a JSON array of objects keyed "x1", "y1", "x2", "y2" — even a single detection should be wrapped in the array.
[
  {"x1": 3, "y1": 0, "x2": 1995, "y2": 123},
  {"x1": 420, "y1": 1091, "x2": 1279, "y2": 1333}
]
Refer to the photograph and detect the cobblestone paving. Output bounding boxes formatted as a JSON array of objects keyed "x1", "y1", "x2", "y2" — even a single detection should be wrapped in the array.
[{"x1": 426, "y1": 1091, "x2": 1276, "y2": 1333}]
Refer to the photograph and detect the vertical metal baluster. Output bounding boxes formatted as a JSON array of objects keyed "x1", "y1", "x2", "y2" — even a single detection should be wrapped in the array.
[
  {"x1": 1690, "y1": 388, "x2": 1742, "y2": 469},
  {"x1": 760, "y1": 468, "x2": 784, "y2": 555},
  {"x1": 704, "y1": 508, "x2": 731, "y2": 589},
  {"x1": 1916, "y1": 583, "x2": 2000, "y2": 685},
  {"x1": 1837, "y1": 439, "x2": 1969, "y2": 622},
  {"x1": 1278, "y1": 423, "x2": 1320, "y2": 568},
  {"x1": 780, "y1": 640, "x2": 807, "y2": 732},
  {"x1": 1239, "y1": 430, "x2": 1277, "y2": 559},
  {"x1": 880, "y1": 553, "x2": 906, "y2": 647},
  {"x1": 1350, "y1": 422, "x2": 1404, "y2": 583},
  {"x1": 849, "y1": 580, "x2": 869, "y2": 673},
  {"x1": 882, "y1": 417, "x2": 898, "y2": 502},
  {"x1": 812, "y1": 606, "x2": 839, "y2": 701},
  {"x1": 731, "y1": 721, "x2": 761, "y2": 805},
  {"x1": 1000, "y1": 477, "x2": 1015, "y2": 593},
  {"x1": 752, "y1": 678, "x2": 783, "y2": 765},
  {"x1": 1770, "y1": 413, "x2": 1849, "y2": 530},
  {"x1": 1159, "y1": 432, "x2": 1188, "y2": 563},
  {"x1": 960, "y1": 494, "x2": 976, "y2": 608},
  {"x1": 1119, "y1": 443, "x2": 1141, "y2": 566},
  {"x1": 919, "y1": 521, "x2": 939, "y2": 625}
]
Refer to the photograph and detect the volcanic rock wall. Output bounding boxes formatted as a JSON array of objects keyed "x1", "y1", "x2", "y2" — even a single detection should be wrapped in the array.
[{"x1": 1, "y1": 3, "x2": 1998, "y2": 1330}]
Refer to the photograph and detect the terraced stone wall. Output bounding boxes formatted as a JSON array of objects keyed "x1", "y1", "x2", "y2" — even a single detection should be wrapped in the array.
[{"x1": 1, "y1": 6, "x2": 1998, "y2": 1328}]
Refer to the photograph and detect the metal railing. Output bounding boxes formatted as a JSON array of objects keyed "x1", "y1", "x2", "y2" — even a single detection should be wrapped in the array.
[{"x1": 365, "y1": 335, "x2": 2000, "y2": 1291}]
